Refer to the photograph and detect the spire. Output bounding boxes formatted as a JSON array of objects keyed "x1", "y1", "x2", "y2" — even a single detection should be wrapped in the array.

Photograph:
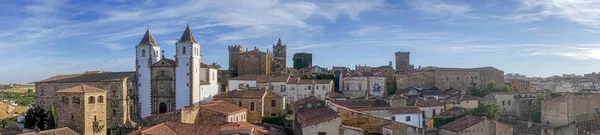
[
  {"x1": 177, "y1": 24, "x2": 197, "y2": 43},
  {"x1": 276, "y1": 37, "x2": 283, "y2": 46},
  {"x1": 138, "y1": 28, "x2": 158, "y2": 46}
]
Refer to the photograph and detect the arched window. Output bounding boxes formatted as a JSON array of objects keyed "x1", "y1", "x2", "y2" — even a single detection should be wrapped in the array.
[
  {"x1": 62, "y1": 96, "x2": 69, "y2": 104},
  {"x1": 182, "y1": 47, "x2": 186, "y2": 55},
  {"x1": 142, "y1": 49, "x2": 146, "y2": 57},
  {"x1": 111, "y1": 85, "x2": 118, "y2": 97},
  {"x1": 89, "y1": 96, "x2": 96, "y2": 104},
  {"x1": 406, "y1": 116, "x2": 411, "y2": 121},
  {"x1": 73, "y1": 97, "x2": 80, "y2": 104},
  {"x1": 98, "y1": 96, "x2": 104, "y2": 103}
]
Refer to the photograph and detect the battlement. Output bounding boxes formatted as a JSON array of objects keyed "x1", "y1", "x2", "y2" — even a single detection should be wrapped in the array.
[
  {"x1": 395, "y1": 51, "x2": 410, "y2": 55},
  {"x1": 228, "y1": 45, "x2": 243, "y2": 51}
]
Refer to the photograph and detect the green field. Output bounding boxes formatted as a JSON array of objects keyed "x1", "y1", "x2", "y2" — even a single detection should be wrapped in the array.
[{"x1": 0, "y1": 84, "x2": 35, "y2": 93}]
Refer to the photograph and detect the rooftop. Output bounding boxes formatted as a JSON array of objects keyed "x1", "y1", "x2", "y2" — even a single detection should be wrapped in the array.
[
  {"x1": 20, "y1": 127, "x2": 79, "y2": 135},
  {"x1": 297, "y1": 107, "x2": 340, "y2": 127},
  {"x1": 128, "y1": 121, "x2": 219, "y2": 135},
  {"x1": 213, "y1": 89, "x2": 283, "y2": 99},
  {"x1": 55, "y1": 85, "x2": 109, "y2": 93},
  {"x1": 200, "y1": 100, "x2": 247, "y2": 115},
  {"x1": 331, "y1": 99, "x2": 390, "y2": 109},
  {"x1": 38, "y1": 71, "x2": 134, "y2": 83},
  {"x1": 439, "y1": 116, "x2": 486, "y2": 132}
]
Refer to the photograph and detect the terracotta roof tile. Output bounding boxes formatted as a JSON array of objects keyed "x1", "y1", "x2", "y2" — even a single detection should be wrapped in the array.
[
  {"x1": 331, "y1": 99, "x2": 390, "y2": 109},
  {"x1": 20, "y1": 127, "x2": 79, "y2": 135},
  {"x1": 213, "y1": 89, "x2": 283, "y2": 99},
  {"x1": 291, "y1": 96, "x2": 323, "y2": 105},
  {"x1": 387, "y1": 106, "x2": 422, "y2": 114},
  {"x1": 37, "y1": 71, "x2": 134, "y2": 83},
  {"x1": 219, "y1": 122, "x2": 263, "y2": 132},
  {"x1": 55, "y1": 85, "x2": 109, "y2": 93},
  {"x1": 229, "y1": 74, "x2": 264, "y2": 80},
  {"x1": 439, "y1": 116, "x2": 486, "y2": 132},
  {"x1": 128, "y1": 121, "x2": 220, "y2": 135},
  {"x1": 341, "y1": 125, "x2": 365, "y2": 131},
  {"x1": 445, "y1": 94, "x2": 479, "y2": 101},
  {"x1": 297, "y1": 107, "x2": 340, "y2": 127},
  {"x1": 326, "y1": 92, "x2": 347, "y2": 99},
  {"x1": 201, "y1": 100, "x2": 247, "y2": 115},
  {"x1": 414, "y1": 99, "x2": 445, "y2": 107}
]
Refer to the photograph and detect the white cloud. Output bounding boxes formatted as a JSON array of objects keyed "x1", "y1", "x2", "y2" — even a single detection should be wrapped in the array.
[
  {"x1": 522, "y1": 28, "x2": 538, "y2": 32},
  {"x1": 407, "y1": 0, "x2": 473, "y2": 17},
  {"x1": 511, "y1": 0, "x2": 600, "y2": 27}
]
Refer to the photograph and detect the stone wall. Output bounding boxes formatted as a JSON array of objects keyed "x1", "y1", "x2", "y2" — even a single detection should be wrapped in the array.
[
  {"x1": 84, "y1": 92, "x2": 108, "y2": 135},
  {"x1": 36, "y1": 80, "x2": 134, "y2": 129},
  {"x1": 145, "y1": 110, "x2": 181, "y2": 126},
  {"x1": 396, "y1": 67, "x2": 504, "y2": 93},
  {"x1": 214, "y1": 97, "x2": 265, "y2": 122},
  {"x1": 494, "y1": 121, "x2": 513, "y2": 135},
  {"x1": 542, "y1": 93, "x2": 600, "y2": 127}
]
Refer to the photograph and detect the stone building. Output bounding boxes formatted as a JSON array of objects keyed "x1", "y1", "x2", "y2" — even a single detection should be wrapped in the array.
[
  {"x1": 340, "y1": 71, "x2": 387, "y2": 98},
  {"x1": 395, "y1": 51, "x2": 414, "y2": 72},
  {"x1": 227, "y1": 75, "x2": 334, "y2": 103},
  {"x1": 36, "y1": 71, "x2": 138, "y2": 130},
  {"x1": 396, "y1": 66, "x2": 504, "y2": 94},
  {"x1": 228, "y1": 38, "x2": 288, "y2": 76},
  {"x1": 442, "y1": 94, "x2": 479, "y2": 110},
  {"x1": 291, "y1": 96, "x2": 341, "y2": 135},
  {"x1": 144, "y1": 100, "x2": 247, "y2": 126},
  {"x1": 213, "y1": 88, "x2": 285, "y2": 122},
  {"x1": 439, "y1": 116, "x2": 493, "y2": 135},
  {"x1": 150, "y1": 58, "x2": 176, "y2": 114},
  {"x1": 56, "y1": 85, "x2": 108, "y2": 135},
  {"x1": 541, "y1": 93, "x2": 600, "y2": 134},
  {"x1": 127, "y1": 121, "x2": 220, "y2": 135},
  {"x1": 293, "y1": 52, "x2": 312, "y2": 70},
  {"x1": 506, "y1": 79, "x2": 534, "y2": 92}
]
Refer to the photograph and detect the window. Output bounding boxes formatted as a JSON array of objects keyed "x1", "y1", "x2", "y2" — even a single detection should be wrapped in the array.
[
  {"x1": 508, "y1": 100, "x2": 511, "y2": 106},
  {"x1": 433, "y1": 109, "x2": 436, "y2": 117},
  {"x1": 392, "y1": 117, "x2": 396, "y2": 121},
  {"x1": 113, "y1": 110, "x2": 116, "y2": 116},
  {"x1": 422, "y1": 111, "x2": 425, "y2": 118},
  {"x1": 270, "y1": 85, "x2": 274, "y2": 90},
  {"x1": 406, "y1": 116, "x2": 411, "y2": 121},
  {"x1": 73, "y1": 97, "x2": 80, "y2": 104},
  {"x1": 358, "y1": 84, "x2": 362, "y2": 90},
  {"x1": 142, "y1": 49, "x2": 145, "y2": 57},
  {"x1": 281, "y1": 85, "x2": 286, "y2": 92},
  {"x1": 89, "y1": 96, "x2": 96, "y2": 104},
  {"x1": 98, "y1": 96, "x2": 104, "y2": 103},
  {"x1": 323, "y1": 86, "x2": 325, "y2": 90},
  {"x1": 250, "y1": 102, "x2": 255, "y2": 111},
  {"x1": 318, "y1": 132, "x2": 326, "y2": 135},
  {"x1": 502, "y1": 101, "x2": 505, "y2": 106},
  {"x1": 182, "y1": 47, "x2": 186, "y2": 55},
  {"x1": 316, "y1": 86, "x2": 318, "y2": 90},
  {"x1": 94, "y1": 116, "x2": 97, "y2": 121},
  {"x1": 62, "y1": 96, "x2": 69, "y2": 104},
  {"x1": 271, "y1": 100, "x2": 276, "y2": 107},
  {"x1": 239, "y1": 102, "x2": 242, "y2": 107},
  {"x1": 308, "y1": 86, "x2": 311, "y2": 90},
  {"x1": 271, "y1": 113, "x2": 276, "y2": 116}
]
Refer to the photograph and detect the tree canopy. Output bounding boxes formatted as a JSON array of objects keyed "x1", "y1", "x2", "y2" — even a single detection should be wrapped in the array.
[
  {"x1": 468, "y1": 82, "x2": 514, "y2": 97},
  {"x1": 433, "y1": 101, "x2": 500, "y2": 128},
  {"x1": 527, "y1": 94, "x2": 548, "y2": 123},
  {"x1": 23, "y1": 105, "x2": 57, "y2": 130},
  {"x1": 210, "y1": 62, "x2": 222, "y2": 69}
]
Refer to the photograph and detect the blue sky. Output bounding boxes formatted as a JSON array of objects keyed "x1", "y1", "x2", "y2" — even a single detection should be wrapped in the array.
[{"x1": 2, "y1": 0, "x2": 600, "y2": 84}]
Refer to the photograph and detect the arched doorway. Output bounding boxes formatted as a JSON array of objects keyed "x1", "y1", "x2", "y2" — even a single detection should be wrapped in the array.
[{"x1": 159, "y1": 102, "x2": 167, "y2": 113}]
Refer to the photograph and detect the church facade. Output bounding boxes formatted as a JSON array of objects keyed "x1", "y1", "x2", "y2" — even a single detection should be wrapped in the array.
[{"x1": 136, "y1": 25, "x2": 219, "y2": 117}]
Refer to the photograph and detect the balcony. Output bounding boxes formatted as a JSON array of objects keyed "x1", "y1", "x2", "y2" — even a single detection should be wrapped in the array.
[{"x1": 93, "y1": 120, "x2": 105, "y2": 133}]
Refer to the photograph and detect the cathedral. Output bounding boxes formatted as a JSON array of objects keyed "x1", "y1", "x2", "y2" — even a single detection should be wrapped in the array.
[{"x1": 136, "y1": 25, "x2": 219, "y2": 117}]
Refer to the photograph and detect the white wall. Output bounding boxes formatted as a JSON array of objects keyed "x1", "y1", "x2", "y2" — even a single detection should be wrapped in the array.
[
  {"x1": 195, "y1": 68, "x2": 220, "y2": 105},
  {"x1": 175, "y1": 42, "x2": 200, "y2": 109},
  {"x1": 137, "y1": 45, "x2": 161, "y2": 117},
  {"x1": 419, "y1": 106, "x2": 445, "y2": 120},
  {"x1": 392, "y1": 113, "x2": 423, "y2": 128},
  {"x1": 302, "y1": 117, "x2": 341, "y2": 135},
  {"x1": 228, "y1": 80, "x2": 257, "y2": 90}
]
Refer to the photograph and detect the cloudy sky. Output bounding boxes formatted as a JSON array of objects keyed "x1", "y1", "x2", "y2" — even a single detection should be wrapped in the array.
[{"x1": 2, "y1": 0, "x2": 600, "y2": 83}]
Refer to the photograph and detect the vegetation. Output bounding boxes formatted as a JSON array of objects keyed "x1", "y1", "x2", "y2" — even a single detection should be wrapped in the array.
[
  {"x1": 210, "y1": 62, "x2": 222, "y2": 69},
  {"x1": 262, "y1": 115, "x2": 286, "y2": 125},
  {"x1": 468, "y1": 82, "x2": 514, "y2": 97},
  {"x1": 301, "y1": 73, "x2": 339, "y2": 90},
  {"x1": 0, "y1": 91, "x2": 35, "y2": 106},
  {"x1": 527, "y1": 94, "x2": 548, "y2": 123},
  {"x1": 24, "y1": 106, "x2": 57, "y2": 130},
  {"x1": 432, "y1": 101, "x2": 500, "y2": 128}
]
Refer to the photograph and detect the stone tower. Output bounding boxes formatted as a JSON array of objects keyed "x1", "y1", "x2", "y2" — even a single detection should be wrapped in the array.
[
  {"x1": 175, "y1": 25, "x2": 201, "y2": 109},
  {"x1": 272, "y1": 38, "x2": 287, "y2": 73},
  {"x1": 228, "y1": 45, "x2": 243, "y2": 74},
  {"x1": 395, "y1": 51, "x2": 412, "y2": 72},
  {"x1": 150, "y1": 57, "x2": 176, "y2": 114},
  {"x1": 56, "y1": 85, "x2": 108, "y2": 135},
  {"x1": 136, "y1": 29, "x2": 161, "y2": 117}
]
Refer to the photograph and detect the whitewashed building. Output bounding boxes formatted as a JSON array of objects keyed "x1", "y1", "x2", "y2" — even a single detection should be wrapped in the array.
[
  {"x1": 227, "y1": 75, "x2": 334, "y2": 103},
  {"x1": 340, "y1": 71, "x2": 386, "y2": 98}
]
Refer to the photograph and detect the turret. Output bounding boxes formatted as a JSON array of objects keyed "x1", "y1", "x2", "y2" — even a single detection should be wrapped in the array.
[
  {"x1": 136, "y1": 28, "x2": 161, "y2": 117},
  {"x1": 228, "y1": 45, "x2": 243, "y2": 72},
  {"x1": 175, "y1": 25, "x2": 201, "y2": 109}
]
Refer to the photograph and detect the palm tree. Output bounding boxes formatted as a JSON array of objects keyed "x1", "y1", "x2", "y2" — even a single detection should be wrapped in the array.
[{"x1": 210, "y1": 62, "x2": 222, "y2": 69}]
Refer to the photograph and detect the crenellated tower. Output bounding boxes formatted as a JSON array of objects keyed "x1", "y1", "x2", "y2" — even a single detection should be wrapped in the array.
[
  {"x1": 228, "y1": 45, "x2": 243, "y2": 73},
  {"x1": 174, "y1": 25, "x2": 201, "y2": 109},
  {"x1": 136, "y1": 29, "x2": 161, "y2": 117}
]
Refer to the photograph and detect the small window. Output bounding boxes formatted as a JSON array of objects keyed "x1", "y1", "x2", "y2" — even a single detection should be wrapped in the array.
[
  {"x1": 73, "y1": 97, "x2": 80, "y2": 104},
  {"x1": 113, "y1": 110, "x2": 116, "y2": 116},
  {"x1": 308, "y1": 86, "x2": 311, "y2": 90},
  {"x1": 508, "y1": 100, "x2": 511, "y2": 105},
  {"x1": 89, "y1": 96, "x2": 96, "y2": 104},
  {"x1": 271, "y1": 100, "x2": 276, "y2": 107},
  {"x1": 98, "y1": 96, "x2": 104, "y2": 103},
  {"x1": 392, "y1": 117, "x2": 396, "y2": 121},
  {"x1": 62, "y1": 96, "x2": 69, "y2": 104},
  {"x1": 182, "y1": 47, "x2": 186, "y2": 55},
  {"x1": 238, "y1": 102, "x2": 242, "y2": 107},
  {"x1": 250, "y1": 102, "x2": 255, "y2": 111},
  {"x1": 318, "y1": 132, "x2": 326, "y2": 135},
  {"x1": 322, "y1": 86, "x2": 325, "y2": 90},
  {"x1": 271, "y1": 113, "x2": 276, "y2": 116},
  {"x1": 502, "y1": 101, "x2": 505, "y2": 106},
  {"x1": 142, "y1": 49, "x2": 146, "y2": 57},
  {"x1": 406, "y1": 116, "x2": 411, "y2": 121}
]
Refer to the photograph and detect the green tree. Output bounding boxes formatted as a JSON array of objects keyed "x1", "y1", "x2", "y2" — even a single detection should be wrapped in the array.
[
  {"x1": 468, "y1": 82, "x2": 514, "y2": 97},
  {"x1": 471, "y1": 101, "x2": 500, "y2": 120},
  {"x1": 24, "y1": 106, "x2": 48, "y2": 130},
  {"x1": 1, "y1": 120, "x2": 6, "y2": 128},
  {"x1": 301, "y1": 74, "x2": 317, "y2": 79},
  {"x1": 210, "y1": 62, "x2": 222, "y2": 69},
  {"x1": 528, "y1": 94, "x2": 548, "y2": 123},
  {"x1": 46, "y1": 106, "x2": 58, "y2": 129}
]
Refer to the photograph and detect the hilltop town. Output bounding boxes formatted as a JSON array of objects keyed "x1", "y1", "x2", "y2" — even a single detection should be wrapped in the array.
[{"x1": 0, "y1": 25, "x2": 599, "y2": 135}]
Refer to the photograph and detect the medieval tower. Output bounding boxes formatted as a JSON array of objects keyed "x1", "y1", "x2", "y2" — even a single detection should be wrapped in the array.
[
  {"x1": 228, "y1": 45, "x2": 243, "y2": 74},
  {"x1": 136, "y1": 29, "x2": 161, "y2": 117},
  {"x1": 272, "y1": 38, "x2": 287, "y2": 73},
  {"x1": 395, "y1": 51, "x2": 413, "y2": 72},
  {"x1": 174, "y1": 25, "x2": 201, "y2": 109}
]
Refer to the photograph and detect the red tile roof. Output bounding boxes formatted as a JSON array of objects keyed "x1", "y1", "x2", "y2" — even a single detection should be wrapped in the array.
[
  {"x1": 291, "y1": 96, "x2": 323, "y2": 105},
  {"x1": 414, "y1": 99, "x2": 445, "y2": 107},
  {"x1": 439, "y1": 116, "x2": 486, "y2": 132},
  {"x1": 326, "y1": 92, "x2": 347, "y2": 99},
  {"x1": 201, "y1": 100, "x2": 247, "y2": 115},
  {"x1": 37, "y1": 71, "x2": 134, "y2": 83},
  {"x1": 20, "y1": 127, "x2": 79, "y2": 135},
  {"x1": 388, "y1": 106, "x2": 422, "y2": 114},
  {"x1": 219, "y1": 122, "x2": 263, "y2": 132},
  {"x1": 128, "y1": 121, "x2": 220, "y2": 135},
  {"x1": 297, "y1": 107, "x2": 340, "y2": 128},
  {"x1": 214, "y1": 89, "x2": 283, "y2": 99},
  {"x1": 55, "y1": 85, "x2": 109, "y2": 93}
]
